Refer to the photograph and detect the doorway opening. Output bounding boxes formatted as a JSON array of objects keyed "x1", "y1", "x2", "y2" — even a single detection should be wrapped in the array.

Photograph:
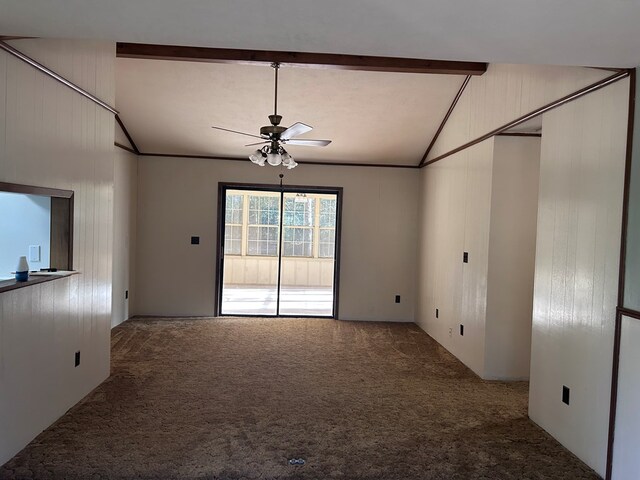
[{"x1": 216, "y1": 183, "x2": 342, "y2": 318}]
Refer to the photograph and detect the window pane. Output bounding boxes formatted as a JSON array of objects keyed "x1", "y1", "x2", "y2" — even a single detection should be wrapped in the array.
[
  {"x1": 225, "y1": 194, "x2": 243, "y2": 224},
  {"x1": 224, "y1": 225, "x2": 242, "y2": 255},
  {"x1": 319, "y1": 228, "x2": 335, "y2": 258},
  {"x1": 283, "y1": 226, "x2": 313, "y2": 257},
  {"x1": 246, "y1": 195, "x2": 280, "y2": 256},
  {"x1": 284, "y1": 197, "x2": 315, "y2": 226},
  {"x1": 320, "y1": 229, "x2": 334, "y2": 242},
  {"x1": 248, "y1": 195, "x2": 280, "y2": 226},
  {"x1": 224, "y1": 194, "x2": 244, "y2": 255},
  {"x1": 320, "y1": 198, "x2": 337, "y2": 227},
  {"x1": 247, "y1": 225, "x2": 279, "y2": 256}
]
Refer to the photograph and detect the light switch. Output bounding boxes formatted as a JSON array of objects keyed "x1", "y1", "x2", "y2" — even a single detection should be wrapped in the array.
[{"x1": 29, "y1": 245, "x2": 41, "y2": 262}]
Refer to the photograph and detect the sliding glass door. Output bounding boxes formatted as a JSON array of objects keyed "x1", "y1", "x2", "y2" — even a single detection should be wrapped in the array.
[
  {"x1": 278, "y1": 192, "x2": 337, "y2": 316},
  {"x1": 217, "y1": 185, "x2": 341, "y2": 317}
]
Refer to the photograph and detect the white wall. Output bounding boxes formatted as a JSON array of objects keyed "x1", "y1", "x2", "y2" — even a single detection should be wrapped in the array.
[
  {"x1": 417, "y1": 63, "x2": 610, "y2": 379},
  {"x1": 484, "y1": 136, "x2": 540, "y2": 380},
  {"x1": 416, "y1": 136, "x2": 540, "y2": 380},
  {"x1": 0, "y1": 192, "x2": 51, "y2": 278},
  {"x1": 528, "y1": 78, "x2": 629, "y2": 477},
  {"x1": 416, "y1": 139, "x2": 494, "y2": 377},
  {"x1": 112, "y1": 147, "x2": 138, "y2": 327},
  {"x1": 624, "y1": 72, "x2": 640, "y2": 311},
  {"x1": 135, "y1": 156, "x2": 419, "y2": 321},
  {"x1": 0, "y1": 39, "x2": 115, "y2": 465},
  {"x1": 427, "y1": 64, "x2": 611, "y2": 162},
  {"x1": 611, "y1": 68, "x2": 640, "y2": 480},
  {"x1": 612, "y1": 315, "x2": 640, "y2": 480},
  {"x1": 417, "y1": 62, "x2": 629, "y2": 474}
]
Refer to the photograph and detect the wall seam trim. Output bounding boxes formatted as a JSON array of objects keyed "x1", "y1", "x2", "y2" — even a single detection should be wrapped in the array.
[
  {"x1": 0, "y1": 40, "x2": 118, "y2": 115},
  {"x1": 421, "y1": 70, "x2": 630, "y2": 168},
  {"x1": 418, "y1": 75, "x2": 472, "y2": 167}
]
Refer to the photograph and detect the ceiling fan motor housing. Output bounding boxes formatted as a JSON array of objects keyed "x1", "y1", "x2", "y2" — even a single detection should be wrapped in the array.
[{"x1": 260, "y1": 124, "x2": 287, "y2": 138}]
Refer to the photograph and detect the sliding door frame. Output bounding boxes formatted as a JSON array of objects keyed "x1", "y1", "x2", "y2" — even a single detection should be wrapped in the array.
[{"x1": 215, "y1": 182, "x2": 343, "y2": 318}]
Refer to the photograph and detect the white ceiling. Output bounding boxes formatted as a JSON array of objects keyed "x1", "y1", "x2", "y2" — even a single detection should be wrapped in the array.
[
  {"x1": 1, "y1": 1, "x2": 640, "y2": 67},
  {"x1": 116, "y1": 58, "x2": 466, "y2": 165}
]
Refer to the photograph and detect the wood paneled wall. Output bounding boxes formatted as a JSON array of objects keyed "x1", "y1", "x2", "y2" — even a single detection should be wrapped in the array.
[
  {"x1": 427, "y1": 64, "x2": 610, "y2": 162},
  {"x1": 0, "y1": 39, "x2": 116, "y2": 465},
  {"x1": 418, "y1": 64, "x2": 629, "y2": 474},
  {"x1": 612, "y1": 315, "x2": 640, "y2": 479},
  {"x1": 112, "y1": 147, "x2": 138, "y2": 327},
  {"x1": 528, "y1": 78, "x2": 629, "y2": 477},
  {"x1": 417, "y1": 136, "x2": 541, "y2": 380},
  {"x1": 484, "y1": 137, "x2": 540, "y2": 380},
  {"x1": 417, "y1": 139, "x2": 494, "y2": 376}
]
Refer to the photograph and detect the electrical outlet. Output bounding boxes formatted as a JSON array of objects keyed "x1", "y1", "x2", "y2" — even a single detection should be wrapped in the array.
[
  {"x1": 191, "y1": 236, "x2": 200, "y2": 245},
  {"x1": 463, "y1": 252, "x2": 469, "y2": 263},
  {"x1": 74, "y1": 351, "x2": 80, "y2": 367},
  {"x1": 436, "y1": 308, "x2": 439, "y2": 318},
  {"x1": 395, "y1": 295, "x2": 401, "y2": 304},
  {"x1": 460, "y1": 324, "x2": 464, "y2": 336},
  {"x1": 448, "y1": 328, "x2": 452, "y2": 338},
  {"x1": 125, "y1": 290, "x2": 129, "y2": 300}
]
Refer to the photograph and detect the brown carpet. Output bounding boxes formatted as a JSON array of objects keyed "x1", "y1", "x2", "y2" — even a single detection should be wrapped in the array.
[{"x1": 1, "y1": 317, "x2": 599, "y2": 480}]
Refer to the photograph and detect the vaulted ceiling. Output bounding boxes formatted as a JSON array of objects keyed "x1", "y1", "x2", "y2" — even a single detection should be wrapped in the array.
[
  {"x1": 115, "y1": 58, "x2": 467, "y2": 165},
  {"x1": 3, "y1": 1, "x2": 632, "y2": 165}
]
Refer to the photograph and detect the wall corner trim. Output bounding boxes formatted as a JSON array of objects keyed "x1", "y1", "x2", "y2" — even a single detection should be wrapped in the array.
[
  {"x1": 605, "y1": 66, "x2": 636, "y2": 480},
  {"x1": 115, "y1": 115, "x2": 140, "y2": 154},
  {"x1": 418, "y1": 75, "x2": 472, "y2": 167}
]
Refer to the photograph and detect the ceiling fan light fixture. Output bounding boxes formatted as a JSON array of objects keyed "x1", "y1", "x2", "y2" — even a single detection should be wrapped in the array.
[
  {"x1": 249, "y1": 149, "x2": 263, "y2": 164},
  {"x1": 212, "y1": 63, "x2": 330, "y2": 172},
  {"x1": 286, "y1": 159, "x2": 298, "y2": 170},
  {"x1": 266, "y1": 151, "x2": 282, "y2": 166},
  {"x1": 281, "y1": 149, "x2": 293, "y2": 166}
]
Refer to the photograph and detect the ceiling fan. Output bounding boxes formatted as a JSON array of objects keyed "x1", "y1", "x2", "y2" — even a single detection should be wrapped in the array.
[{"x1": 211, "y1": 62, "x2": 331, "y2": 169}]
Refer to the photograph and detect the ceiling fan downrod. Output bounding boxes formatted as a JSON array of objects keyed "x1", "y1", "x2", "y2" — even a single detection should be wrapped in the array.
[{"x1": 268, "y1": 62, "x2": 282, "y2": 127}]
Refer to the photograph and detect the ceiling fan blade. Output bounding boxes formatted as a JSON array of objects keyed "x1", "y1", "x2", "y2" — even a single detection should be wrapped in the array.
[
  {"x1": 281, "y1": 122, "x2": 313, "y2": 140},
  {"x1": 211, "y1": 126, "x2": 265, "y2": 140},
  {"x1": 284, "y1": 139, "x2": 332, "y2": 147},
  {"x1": 245, "y1": 141, "x2": 269, "y2": 147}
]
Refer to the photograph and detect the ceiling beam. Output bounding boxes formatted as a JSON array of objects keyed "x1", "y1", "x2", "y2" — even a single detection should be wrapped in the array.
[{"x1": 116, "y1": 42, "x2": 487, "y2": 76}]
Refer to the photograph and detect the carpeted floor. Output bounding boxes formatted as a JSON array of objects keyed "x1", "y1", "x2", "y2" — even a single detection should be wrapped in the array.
[{"x1": 1, "y1": 317, "x2": 599, "y2": 479}]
